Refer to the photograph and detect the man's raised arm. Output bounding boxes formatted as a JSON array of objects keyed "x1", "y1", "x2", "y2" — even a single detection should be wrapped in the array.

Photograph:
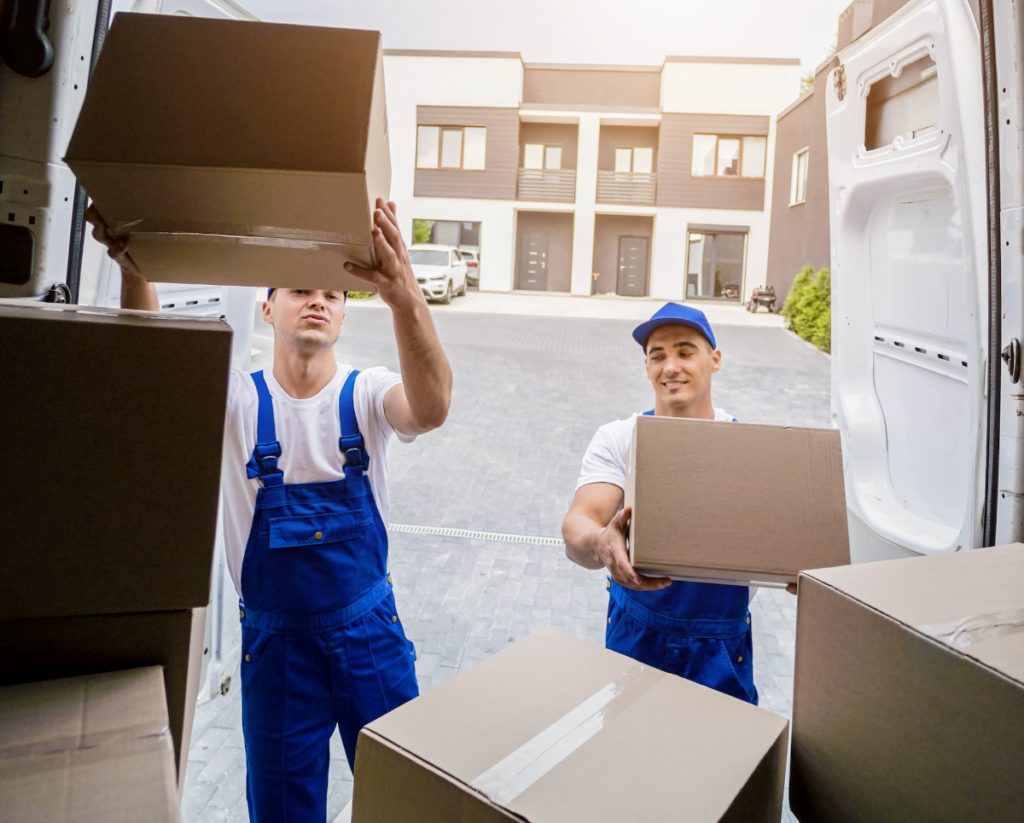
[
  {"x1": 346, "y1": 199, "x2": 452, "y2": 436},
  {"x1": 84, "y1": 204, "x2": 159, "y2": 312}
]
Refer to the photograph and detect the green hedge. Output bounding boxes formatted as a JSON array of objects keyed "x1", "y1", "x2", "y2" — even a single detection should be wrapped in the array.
[{"x1": 781, "y1": 265, "x2": 831, "y2": 353}]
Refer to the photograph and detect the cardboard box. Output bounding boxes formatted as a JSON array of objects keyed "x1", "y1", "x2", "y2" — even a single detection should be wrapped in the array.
[
  {"x1": 626, "y1": 416, "x2": 850, "y2": 585},
  {"x1": 354, "y1": 630, "x2": 789, "y2": 822},
  {"x1": 0, "y1": 667, "x2": 179, "y2": 822},
  {"x1": 790, "y1": 544, "x2": 1024, "y2": 822},
  {"x1": 0, "y1": 301, "x2": 230, "y2": 620},
  {"x1": 0, "y1": 609, "x2": 206, "y2": 791},
  {"x1": 65, "y1": 12, "x2": 389, "y2": 291}
]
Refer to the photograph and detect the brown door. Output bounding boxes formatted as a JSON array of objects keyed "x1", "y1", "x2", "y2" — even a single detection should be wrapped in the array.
[
  {"x1": 517, "y1": 231, "x2": 549, "y2": 290},
  {"x1": 617, "y1": 236, "x2": 649, "y2": 296}
]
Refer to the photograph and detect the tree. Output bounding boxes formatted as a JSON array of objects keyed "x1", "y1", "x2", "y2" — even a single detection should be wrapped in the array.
[{"x1": 412, "y1": 219, "x2": 434, "y2": 245}]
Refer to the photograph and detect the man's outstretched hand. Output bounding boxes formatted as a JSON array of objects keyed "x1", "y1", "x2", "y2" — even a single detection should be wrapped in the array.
[{"x1": 344, "y1": 199, "x2": 425, "y2": 310}]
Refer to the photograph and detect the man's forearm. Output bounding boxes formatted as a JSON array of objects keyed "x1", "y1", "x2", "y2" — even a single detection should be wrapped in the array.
[
  {"x1": 121, "y1": 272, "x2": 159, "y2": 312},
  {"x1": 562, "y1": 513, "x2": 606, "y2": 570},
  {"x1": 391, "y1": 298, "x2": 452, "y2": 430}
]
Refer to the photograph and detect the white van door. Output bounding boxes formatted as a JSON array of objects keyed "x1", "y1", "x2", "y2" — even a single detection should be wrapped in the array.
[{"x1": 827, "y1": 0, "x2": 991, "y2": 562}]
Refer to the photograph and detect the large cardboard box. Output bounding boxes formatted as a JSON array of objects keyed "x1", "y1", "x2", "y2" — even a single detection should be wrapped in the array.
[
  {"x1": 65, "y1": 12, "x2": 389, "y2": 291},
  {"x1": 0, "y1": 609, "x2": 207, "y2": 791},
  {"x1": 354, "y1": 630, "x2": 789, "y2": 822},
  {"x1": 790, "y1": 544, "x2": 1024, "y2": 822},
  {"x1": 0, "y1": 667, "x2": 179, "y2": 822},
  {"x1": 0, "y1": 301, "x2": 230, "y2": 619},
  {"x1": 626, "y1": 416, "x2": 850, "y2": 585}
]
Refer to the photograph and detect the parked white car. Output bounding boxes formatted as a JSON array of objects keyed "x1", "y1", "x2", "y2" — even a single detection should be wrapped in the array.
[
  {"x1": 459, "y1": 248, "x2": 481, "y2": 287},
  {"x1": 408, "y1": 244, "x2": 468, "y2": 304}
]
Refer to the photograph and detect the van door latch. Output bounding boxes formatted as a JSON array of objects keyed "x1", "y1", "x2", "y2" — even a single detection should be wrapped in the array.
[{"x1": 1002, "y1": 338, "x2": 1021, "y2": 383}]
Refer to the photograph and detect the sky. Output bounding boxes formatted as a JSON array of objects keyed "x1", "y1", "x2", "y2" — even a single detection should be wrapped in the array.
[{"x1": 241, "y1": 0, "x2": 852, "y2": 75}]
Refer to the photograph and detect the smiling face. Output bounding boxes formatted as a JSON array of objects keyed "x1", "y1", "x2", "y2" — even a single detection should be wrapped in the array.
[
  {"x1": 262, "y1": 288, "x2": 347, "y2": 353},
  {"x1": 644, "y1": 323, "x2": 721, "y2": 418}
]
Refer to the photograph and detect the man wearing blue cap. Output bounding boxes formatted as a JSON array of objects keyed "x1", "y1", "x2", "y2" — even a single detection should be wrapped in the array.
[{"x1": 561, "y1": 302, "x2": 757, "y2": 703}]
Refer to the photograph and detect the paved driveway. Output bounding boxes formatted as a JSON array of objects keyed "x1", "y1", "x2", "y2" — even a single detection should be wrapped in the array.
[{"x1": 183, "y1": 297, "x2": 829, "y2": 822}]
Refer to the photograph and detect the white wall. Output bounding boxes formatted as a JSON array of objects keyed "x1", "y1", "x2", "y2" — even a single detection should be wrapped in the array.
[
  {"x1": 384, "y1": 54, "x2": 523, "y2": 231},
  {"x1": 661, "y1": 61, "x2": 802, "y2": 116}
]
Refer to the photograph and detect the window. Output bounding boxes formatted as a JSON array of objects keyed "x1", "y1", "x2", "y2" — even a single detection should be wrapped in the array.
[
  {"x1": 791, "y1": 148, "x2": 809, "y2": 205},
  {"x1": 691, "y1": 134, "x2": 767, "y2": 178},
  {"x1": 524, "y1": 143, "x2": 562, "y2": 170},
  {"x1": 416, "y1": 125, "x2": 487, "y2": 170},
  {"x1": 691, "y1": 135, "x2": 716, "y2": 176},
  {"x1": 463, "y1": 127, "x2": 486, "y2": 170},
  {"x1": 409, "y1": 249, "x2": 449, "y2": 266},
  {"x1": 614, "y1": 146, "x2": 654, "y2": 173},
  {"x1": 416, "y1": 127, "x2": 439, "y2": 169}
]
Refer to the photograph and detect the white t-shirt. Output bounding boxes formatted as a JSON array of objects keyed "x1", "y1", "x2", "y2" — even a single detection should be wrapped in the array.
[
  {"x1": 576, "y1": 408, "x2": 737, "y2": 492},
  {"x1": 220, "y1": 366, "x2": 414, "y2": 597}
]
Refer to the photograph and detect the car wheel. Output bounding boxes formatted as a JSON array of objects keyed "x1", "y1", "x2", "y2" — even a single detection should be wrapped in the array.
[
  {"x1": 440, "y1": 281, "x2": 452, "y2": 305},
  {"x1": 458, "y1": 277, "x2": 467, "y2": 297}
]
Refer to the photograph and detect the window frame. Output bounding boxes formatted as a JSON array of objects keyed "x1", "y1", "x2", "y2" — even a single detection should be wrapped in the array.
[
  {"x1": 691, "y1": 133, "x2": 768, "y2": 179},
  {"x1": 416, "y1": 124, "x2": 488, "y2": 171},
  {"x1": 790, "y1": 147, "x2": 809, "y2": 205},
  {"x1": 614, "y1": 146, "x2": 655, "y2": 174},
  {"x1": 523, "y1": 142, "x2": 563, "y2": 171}
]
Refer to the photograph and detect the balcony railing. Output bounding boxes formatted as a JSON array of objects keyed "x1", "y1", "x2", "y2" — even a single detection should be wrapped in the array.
[
  {"x1": 596, "y1": 171, "x2": 656, "y2": 205},
  {"x1": 517, "y1": 168, "x2": 577, "y2": 202}
]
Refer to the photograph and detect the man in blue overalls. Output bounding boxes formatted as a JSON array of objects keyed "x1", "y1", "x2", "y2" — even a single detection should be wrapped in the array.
[
  {"x1": 87, "y1": 199, "x2": 452, "y2": 821},
  {"x1": 561, "y1": 303, "x2": 761, "y2": 703}
]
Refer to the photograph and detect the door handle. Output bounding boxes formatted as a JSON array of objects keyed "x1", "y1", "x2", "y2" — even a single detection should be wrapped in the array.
[
  {"x1": 3, "y1": 0, "x2": 55, "y2": 78},
  {"x1": 1002, "y1": 338, "x2": 1021, "y2": 383}
]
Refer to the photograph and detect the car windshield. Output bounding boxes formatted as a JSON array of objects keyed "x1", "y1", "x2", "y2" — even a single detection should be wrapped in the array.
[
  {"x1": 409, "y1": 250, "x2": 449, "y2": 266},
  {"x1": 462, "y1": 252, "x2": 476, "y2": 261}
]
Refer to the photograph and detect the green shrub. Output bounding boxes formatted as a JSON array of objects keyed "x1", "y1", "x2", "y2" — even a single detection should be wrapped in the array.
[
  {"x1": 412, "y1": 219, "x2": 434, "y2": 245},
  {"x1": 346, "y1": 291, "x2": 374, "y2": 300},
  {"x1": 781, "y1": 265, "x2": 831, "y2": 353}
]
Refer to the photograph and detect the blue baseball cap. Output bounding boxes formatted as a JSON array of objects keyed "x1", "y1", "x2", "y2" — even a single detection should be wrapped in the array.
[{"x1": 632, "y1": 302, "x2": 717, "y2": 350}]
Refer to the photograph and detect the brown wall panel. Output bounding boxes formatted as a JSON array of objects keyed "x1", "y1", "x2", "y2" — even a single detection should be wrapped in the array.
[
  {"x1": 414, "y1": 106, "x2": 519, "y2": 200},
  {"x1": 656, "y1": 113, "x2": 769, "y2": 210},
  {"x1": 523, "y1": 68, "x2": 660, "y2": 108},
  {"x1": 519, "y1": 123, "x2": 579, "y2": 168},
  {"x1": 514, "y1": 211, "x2": 574, "y2": 292},
  {"x1": 592, "y1": 215, "x2": 654, "y2": 295},
  {"x1": 598, "y1": 126, "x2": 660, "y2": 171},
  {"x1": 765, "y1": 67, "x2": 832, "y2": 300}
]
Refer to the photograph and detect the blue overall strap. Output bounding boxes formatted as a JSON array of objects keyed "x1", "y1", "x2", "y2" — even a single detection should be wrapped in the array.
[
  {"x1": 247, "y1": 370, "x2": 284, "y2": 487},
  {"x1": 338, "y1": 369, "x2": 369, "y2": 478}
]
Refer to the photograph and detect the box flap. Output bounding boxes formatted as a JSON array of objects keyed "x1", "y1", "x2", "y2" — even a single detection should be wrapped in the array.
[
  {"x1": 0, "y1": 668, "x2": 178, "y2": 822},
  {"x1": 805, "y1": 543, "x2": 1024, "y2": 683},
  {"x1": 66, "y1": 13, "x2": 379, "y2": 174},
  {"x1": 363, "y1": 630, "x2": 788, "y2": 822},
  {"x1": 629, "y1": 416, "x2": 849, "y2": 581},
  {"x1": 0, "y1": 301, "x2": 230, "y2": 619}
]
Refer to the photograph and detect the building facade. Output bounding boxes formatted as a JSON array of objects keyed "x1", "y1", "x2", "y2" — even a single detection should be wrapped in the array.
[{"x1": 384, "y1": 51, "x2": 801, "y2": 302}]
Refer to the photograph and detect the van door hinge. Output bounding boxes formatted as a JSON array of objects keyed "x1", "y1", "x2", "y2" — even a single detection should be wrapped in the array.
[
  {"x1": 834, "y1": 64, "x2": 847, "y2": 101},
  {"x1": 1002, "y1": 338, "x2": 1021, "y2": 383}
]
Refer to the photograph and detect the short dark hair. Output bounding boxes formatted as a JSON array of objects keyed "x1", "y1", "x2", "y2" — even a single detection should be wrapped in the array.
[{"x1": 266, "y1": 289, "x2": 347, "y2": 299}]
